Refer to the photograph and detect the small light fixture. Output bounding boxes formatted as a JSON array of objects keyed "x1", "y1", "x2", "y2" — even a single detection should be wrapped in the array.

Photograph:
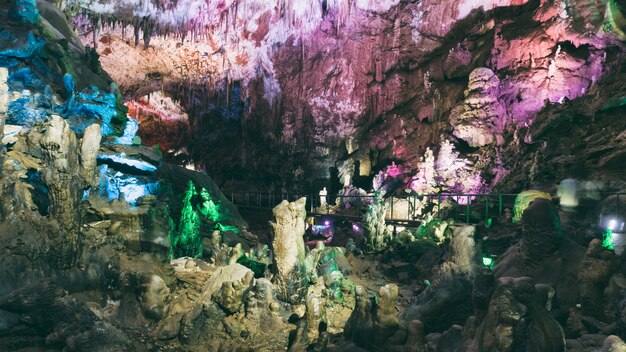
[{"x1": 482, "y1": 256, "x2": 493, "y2": 267}]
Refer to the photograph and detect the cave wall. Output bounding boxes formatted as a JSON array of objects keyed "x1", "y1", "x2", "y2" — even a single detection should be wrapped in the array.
[{"x1": 61, "y1": 0, "x2": 626, "y2": 191}]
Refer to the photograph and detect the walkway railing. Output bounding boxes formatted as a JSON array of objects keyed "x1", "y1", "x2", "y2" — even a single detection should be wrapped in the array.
[
  {"x1": 229, "y1": 191, "x2": 626, "y2": 226},
  {"x1": 228, "y1": 192, "x2": 523, "y2": 225}
]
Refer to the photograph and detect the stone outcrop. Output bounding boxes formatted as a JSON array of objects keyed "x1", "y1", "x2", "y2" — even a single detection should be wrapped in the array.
[
  {"x1": 79, "y1": 123, "x2": 102, "y2": 186},
  {"x1": 271, "y1": 197, "x2": 309, "y2": 303},
  {"x1": 140, "y1": 274, "x2": 170, "y2": 320},
  {"x1": 0, "y1": 280, "x2": 136, "y2": 351},
  {"x1": 578, "y1": 239, "x2": 617, "y2": 322},
  {"x1": 495, "y1": 197, "x2": 585, "y2": 309},
  {"x1": 344, "y1": 284, "x2": 400, "y2": 349},
  {"x1": 450, "y1": 67, "x2": 507, "y2": 147},
  {"x1": 466, "y1": 277, "x2": 565, "y2": 352},
  {"x1": 212, "y1": 270, "x2": 254, "y2": 314},
  {"x1": 0, "y1": 67, "x2": 7, "y2": 168},
  {"x1": 363, "y1": 192, "x2": 390, "y2": 252},
  {"x1": 436, "y1": 225, "x2": 476, "y2": 282}
]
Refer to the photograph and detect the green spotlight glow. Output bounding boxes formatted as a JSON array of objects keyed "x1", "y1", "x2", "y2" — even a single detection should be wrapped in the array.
[
  {"x1": 602, "y1": 228, "x2": 615, "y2": 251},
  {"x1": 169, "y1": 181, "x2": 203, "y2": 259},
  {"x1": 199, "y1": 187, "x2": 220, "y2": 222},
  {"x1": 482, "y1": 256, "x2": 493, "y2": 267}
]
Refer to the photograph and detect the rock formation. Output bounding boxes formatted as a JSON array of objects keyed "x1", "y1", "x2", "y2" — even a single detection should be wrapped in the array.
[
  {"x1": 363, "y1": 192, "x2": 390, "y2": 252},
  {"x1": 436, "y1": 225, "x2": 477, "y2": 281},
  {"x1": 450, "y1": 67, "x2": 507, "y2": 147},
  {"x1": 344, "y1": 284, "x2": 400, "y2": 349},
  {"x1": 79, "y1": 123, "x2": 102, "y2": 186},
  {"x1": 467, "y1": 277, "x2": 565, "y2": 352},
  {"x1": 0, "y1": 67, "x2": 7, "y2": 168},
  {"x1": 271, "y1": 198, "x2": 309, "y2": 303},
  {"x1": 578, "y1": 239, "x2": 617, "y2": 322}
]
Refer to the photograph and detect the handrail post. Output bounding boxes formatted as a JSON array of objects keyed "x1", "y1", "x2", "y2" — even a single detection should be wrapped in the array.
[
  {"x1": 499, "y1": 194, "x2": 503, "y2": 217},
  {"x1": 390, "y1": 195, "x2": 394, "y2": 221},
  {"x1": 466, "y1": 195, "x2": 471, "y2": 224},
  {"x1": 437, "y1": 194, "x2": 441, "y2": 219},
  {"x1": 485, "y1": 197, "x2": 489, "y2": 223}
]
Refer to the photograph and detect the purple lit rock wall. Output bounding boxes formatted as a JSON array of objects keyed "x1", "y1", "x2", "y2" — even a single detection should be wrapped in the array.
[{"x1": 64, "y1": 0, "x2": 625, "y2": 190}]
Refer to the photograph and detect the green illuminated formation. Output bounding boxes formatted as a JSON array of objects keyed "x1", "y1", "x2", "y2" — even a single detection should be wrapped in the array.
[
  {"x1": 199, "y1": 187, "x2": 220, "y2": 221},
  {"x1": 512, "y1": 190, "x2": 552, "y2": 222},
  {"x1": 482, "y1": 256, "x2": 494, "y2": 268},
  {"x1": 602, "y1": 229, "x2": 615, "y2": 250},
  {"x1": 607, "y1": 0, "x2": 626, "y2": 39},
  {"x1": 237, "y1": 254, "x2": 267, "y2": 278},
  {"x1": 170, "y1": 181, "x2": 203, "y2": 259},
  {"x1": 199, "y1": 187, "x2": 240, "y2": 234}
]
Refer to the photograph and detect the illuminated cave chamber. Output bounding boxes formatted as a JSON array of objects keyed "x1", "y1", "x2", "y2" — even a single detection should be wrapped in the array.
[{"x1": 0, "y1": 0, "x2": 625, "y2": 351}]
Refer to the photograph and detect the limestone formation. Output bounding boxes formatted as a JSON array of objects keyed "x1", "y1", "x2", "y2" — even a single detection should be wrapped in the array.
[
  {"x1": 436, "y1": 225, "x2": 476, "y2": 282},
  {"x1": 467, "y1": 277, "x2": 565, "y2": 352},
  {"x1": 0, "y1": 67, "x2": 7, "y2": 168},
  {"x1": 305, "y1": 278, "x2": 328, "y2": 341},
  {"x1": 40, "y1": 115, "x2": 80, "y2": 225},
  {"x1": 212, "y1": 270, "x2": 254, "y2": 314},
  {"x1": 270, "y1": 197, "x2": 308, "y2": 303},
  {"x1": 578, "y1": 239, "x2": 617, "y2": 321},
  {"x1": 79, "y1": 123, "x2": 102, "y2": 186},
  {"x1": 363, "y1": 192, "x2": 390, "y2": 252},
  {"x1": 344, "y1": 284, "x2": 400, "y2": 348},
  {"x1": 403, "y1": 320, "x2": 427, "y2": 352},
  {"x1": 140, "y1": 274, "x2": 170, "y2": 320},
  {"x1": 602, "y1": 335, "x2": 626, "y2": 352},
  {"x1": 450, "y1": 67, "x2": 507, "y2": 147},
  {"x1": 495, "y1": 198, "x2": 563, "y2": 278}
]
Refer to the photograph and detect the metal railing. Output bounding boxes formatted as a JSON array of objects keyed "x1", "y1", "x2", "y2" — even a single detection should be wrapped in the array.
[
  {"x1": 229, "y1": 191, "x2": 626, "y2": 226},
  {"x1": 228, "y1": 192, "x2": 522, "y2": 225}
]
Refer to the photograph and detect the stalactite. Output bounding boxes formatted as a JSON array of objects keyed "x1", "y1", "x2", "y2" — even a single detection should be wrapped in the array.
[{"x1": 133, "y1": 21, "x2": 140, "y2": 47}]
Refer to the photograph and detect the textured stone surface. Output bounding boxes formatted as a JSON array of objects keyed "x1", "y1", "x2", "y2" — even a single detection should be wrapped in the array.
[
  {"x1": 140, "y1": 274, "x2": 170, "y2": 320},
  {"x1": 363, "y1": 192, "x2": 389, "y2": 252},
  {"x1": 467, "y1": 277, "x2": 565, "y2": 352},
  {"x1": 79, "y1": 123, "x2": 102, "y2": 186},
  {"x1": 450, "y1": 67, "x2": 506, "y2": 147},
  {"x1": 271, "y1": 198, "x2": 308, "y2": 303},
  {"x1": 436, "y1": 225, "x2": 476, "y2": 281},
  {"x1": 65, "y1": 0, "x2": 624, "y2": 189},
  {"x1": 0, "y1": 67, "x2": 7, "y2": 149},
  {"x1": 344, "y1": 284, "x2": 400, "y2": 348}
]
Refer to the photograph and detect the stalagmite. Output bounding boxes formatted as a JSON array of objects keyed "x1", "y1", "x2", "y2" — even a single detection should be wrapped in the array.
[{"x1": 270, "y1": 197, "x2": 309, "y2": 303}]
